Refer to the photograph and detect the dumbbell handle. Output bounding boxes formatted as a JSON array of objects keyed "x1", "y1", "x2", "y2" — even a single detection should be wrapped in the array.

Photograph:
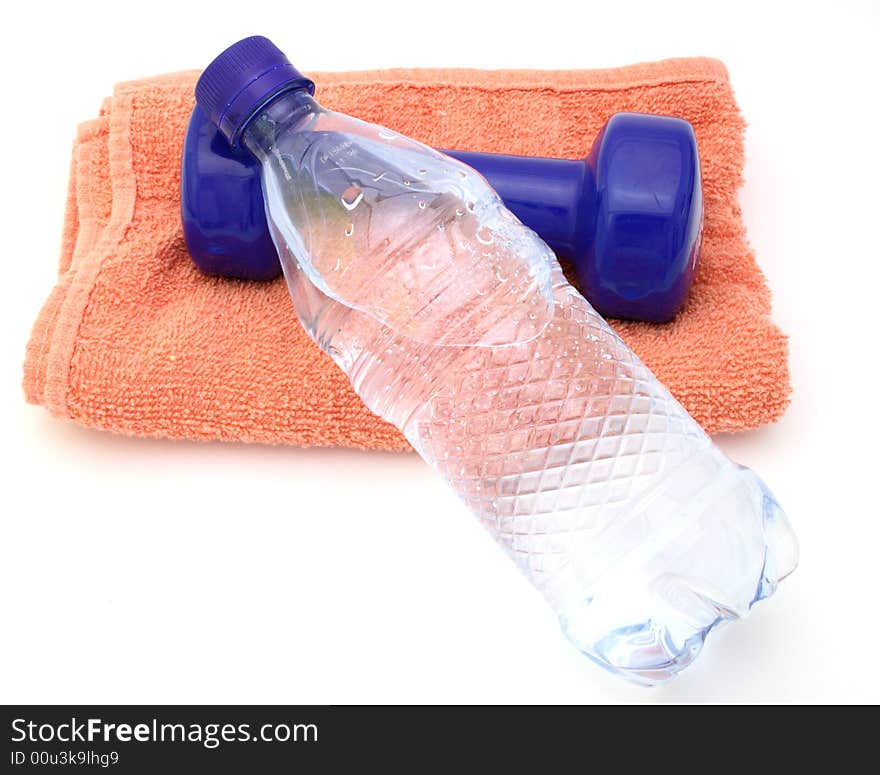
[{"x1": 445, "y1": 150, "x2": 594, "y2": 265}]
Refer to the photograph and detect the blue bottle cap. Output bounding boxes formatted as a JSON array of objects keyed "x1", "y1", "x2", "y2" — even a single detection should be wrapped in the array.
[{"x1": 195, "y1": 36, "x2": 314, "y2": 146}]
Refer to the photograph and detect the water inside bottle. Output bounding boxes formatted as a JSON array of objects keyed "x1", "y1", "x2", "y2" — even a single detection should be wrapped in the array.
[{"x1": 260, "y1": 119, "x2": 798, "y2": 683}]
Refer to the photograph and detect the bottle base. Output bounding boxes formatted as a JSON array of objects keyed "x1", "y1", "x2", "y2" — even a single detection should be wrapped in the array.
[{"x1": 559, "y1": 466, "x2": 798, "y2": 686}]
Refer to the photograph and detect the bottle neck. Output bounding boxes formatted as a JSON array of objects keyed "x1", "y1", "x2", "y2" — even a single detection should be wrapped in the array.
[{"x1": 242, "y1": 88, "x2": 320, "y2": 159}]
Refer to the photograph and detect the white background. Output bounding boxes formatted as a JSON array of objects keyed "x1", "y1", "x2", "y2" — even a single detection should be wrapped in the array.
[{"x1": 1, "y1": 0, "x2": 878, "y2": 704}]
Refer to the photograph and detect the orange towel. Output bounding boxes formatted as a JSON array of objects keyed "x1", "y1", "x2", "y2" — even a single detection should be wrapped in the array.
[{"x1": 23, "y1": 60, "x2": 789, "y2": 449}]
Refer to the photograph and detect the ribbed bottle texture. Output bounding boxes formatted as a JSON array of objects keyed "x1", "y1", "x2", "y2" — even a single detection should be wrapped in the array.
[{"x1": 241, "y1": 90, "x2": 798, "y2": 684}]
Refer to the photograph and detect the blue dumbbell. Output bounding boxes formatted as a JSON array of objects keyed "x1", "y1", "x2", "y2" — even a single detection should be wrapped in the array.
[{"x1": 181, "y1": 107, "x2": 702, "y2": 322}]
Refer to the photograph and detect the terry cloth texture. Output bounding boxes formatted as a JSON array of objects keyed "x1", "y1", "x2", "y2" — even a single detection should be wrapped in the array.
[{"x1": 24, "y1": 60, "x2": 790, "y2": 450}]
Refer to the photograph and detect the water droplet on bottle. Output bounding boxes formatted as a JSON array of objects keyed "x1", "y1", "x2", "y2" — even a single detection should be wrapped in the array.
[
  {"x1": 455, "y1": 208, "x2": 464, "y2": 217},
  {"x1": 476, "y1": 227, "x2": 494, "y2": 245},
  {"x1": 372, "y1": 171, "x2": 387, "y2": 182},
  {"x1": 437, "y1": 222, "x2": 446, "y2": 232},
  {"x1": 458, "y1": 170, "x2": 467, "y2": 179},
  {"x1": 341, "y1": 185, "x2": 363, "y2": 211},
  {"x1": 344, "y1": 223, "x2": 354, "y2": 237},
  {"x1": 466, "y1": 201, "x2": 476, "y2": 212},
  {"x1": 495, "y1": 269, "x2": 507, "y2": 282},
  {"x1": 418, "y1": 169, "x2": 427, "y2": 176},
  {"x1": 418, "y1": 200, "x2": 426, "y2": 209},
  {"x1": 378, "y1": 128, "x2": 396, "y2": 140}
]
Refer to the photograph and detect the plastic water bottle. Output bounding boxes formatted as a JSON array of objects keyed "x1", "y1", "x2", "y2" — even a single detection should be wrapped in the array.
[{"x1": 196, "y1": 37, "x2": 798, "y2": 684}]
